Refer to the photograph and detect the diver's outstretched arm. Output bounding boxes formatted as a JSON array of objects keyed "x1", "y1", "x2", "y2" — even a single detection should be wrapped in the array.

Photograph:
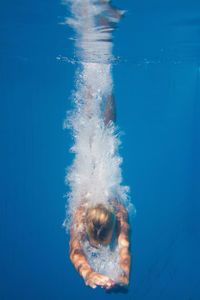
[
  {"x1": 117, "y1": 213, "x2": 131, "y2": 285},
  {"x1": 111, "y1": 201, "x2": 131, "y2": 285},
  {"x1": 69, "y1": 206, "x2": 115, "y2": 289},
  {"x1": 69, "y1": 208, "x2": 94, "y2": 285}
]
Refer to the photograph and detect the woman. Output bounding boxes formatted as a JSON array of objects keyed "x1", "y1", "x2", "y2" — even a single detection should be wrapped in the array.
[{"x1": 69, "y1": 91, "x2": 131, "y2": 290}]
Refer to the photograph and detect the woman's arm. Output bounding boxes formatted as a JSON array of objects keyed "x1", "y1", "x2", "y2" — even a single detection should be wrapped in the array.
[
  {"x1": 69, "y1": 208, "x2": 94, "y2": 284},
  {"x1": 111, "y1": 201, "x2": 131, "y2": 285}
]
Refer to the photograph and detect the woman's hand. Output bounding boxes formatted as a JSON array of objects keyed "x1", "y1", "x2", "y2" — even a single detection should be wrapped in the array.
[{"x1": 84, "y1": 271, "x2": 115, "y2": 289}]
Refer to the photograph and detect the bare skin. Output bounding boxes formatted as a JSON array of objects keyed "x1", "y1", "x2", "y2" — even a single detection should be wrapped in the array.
[
  {"x1": 113, "y1": 200, "x2": 131, "y2": 286},
  {"x1": 69, "y1": 200, "x2": 131, "y2": 290}
]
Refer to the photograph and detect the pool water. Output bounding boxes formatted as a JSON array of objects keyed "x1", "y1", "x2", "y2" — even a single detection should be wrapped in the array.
[{"x1": 0, "y1": 0, "x2": 200, "y2": 299}]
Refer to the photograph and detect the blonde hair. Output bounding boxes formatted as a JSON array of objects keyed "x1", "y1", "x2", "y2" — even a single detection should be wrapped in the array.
[{"x1": 85, "y1": 203, "x2": 115, "y2": 243}]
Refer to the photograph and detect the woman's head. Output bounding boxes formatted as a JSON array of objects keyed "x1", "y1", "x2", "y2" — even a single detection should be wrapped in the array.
[{"x1": 85, "y1": 203, "x2": 116, "y2": 246}]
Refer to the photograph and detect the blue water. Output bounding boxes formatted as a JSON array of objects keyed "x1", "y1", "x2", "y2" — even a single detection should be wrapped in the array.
[{"x1": 1, "y1": 0, "x2": 200, "y2": 299}]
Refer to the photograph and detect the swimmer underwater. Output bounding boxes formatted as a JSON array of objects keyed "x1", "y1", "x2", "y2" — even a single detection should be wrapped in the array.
[{"x1": 69, "y1": 94, "x2": 131, "y2": 290}]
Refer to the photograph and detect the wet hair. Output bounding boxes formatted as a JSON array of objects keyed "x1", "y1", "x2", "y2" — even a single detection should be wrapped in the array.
[{"x1": 85, "y1": 203, "x2": 116, "y2": 243}]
